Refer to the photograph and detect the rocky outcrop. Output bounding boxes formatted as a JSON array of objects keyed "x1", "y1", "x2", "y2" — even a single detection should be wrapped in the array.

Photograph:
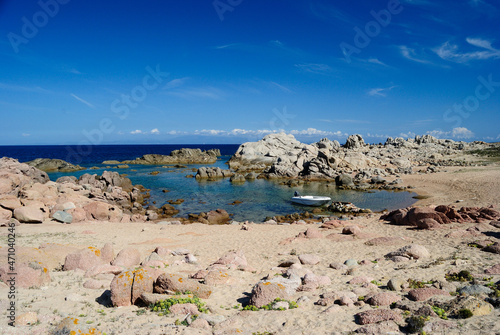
[
  {"x1": 25, "y1": 158, "x2": 85, "y2": 172},
  {"x1": 0, "y1": 158, "x2": 150, "y2": 224},
  {"x1": 382, "y1": 205, "x2": 500, "y2": 227},
  {"x1": 195, "y1": 167, "x2": 234, "y2": 180},
  {"x1": 0, "y1": 158, "x2": 49, "y2": 197},
  {"x1": 227, "y1": 132, "x2": 490, "y2": 181},
  {"x1": 117, "y1": 148, "x2": 220, "y2": 165}
]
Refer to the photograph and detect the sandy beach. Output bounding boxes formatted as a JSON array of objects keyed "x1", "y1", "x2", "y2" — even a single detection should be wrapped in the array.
[{"x1": 1, "y1": 160, "x2": 499, "y2": 335}]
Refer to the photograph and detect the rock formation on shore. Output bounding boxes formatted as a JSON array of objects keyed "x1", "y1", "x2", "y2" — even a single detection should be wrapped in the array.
[
  {"x1": 227, "y1": 133, "x2": 491, "y2": 182},
  {"x1": 25, "y1": 158, "x2": 86, "y2": 172},
  {"x1": 113, "y1": 148, "x2": 221, "y2": 165},
  {"x1": 0, "y1": 158, "x2": 157, "y2": 225}
]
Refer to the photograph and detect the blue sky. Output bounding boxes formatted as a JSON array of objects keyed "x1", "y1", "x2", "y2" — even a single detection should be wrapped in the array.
[{"x1": 0, "y1": 0, "x2": 499, "y2": 145}]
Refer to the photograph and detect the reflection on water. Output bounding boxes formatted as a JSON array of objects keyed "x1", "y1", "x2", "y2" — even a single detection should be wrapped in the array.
[{"x1": 50, "y1": 157, "x2": 417, "y2": 222}]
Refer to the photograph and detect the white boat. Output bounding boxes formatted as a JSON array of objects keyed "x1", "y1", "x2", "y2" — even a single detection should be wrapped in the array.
[{"x1": 291, "y1": 195, "x2": 331, "y2": 206}]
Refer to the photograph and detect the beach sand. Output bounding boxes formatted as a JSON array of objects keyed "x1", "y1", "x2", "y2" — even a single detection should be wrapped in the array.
[{"x1": 1, "y1": 164, "x2": 499, "y2": 334}]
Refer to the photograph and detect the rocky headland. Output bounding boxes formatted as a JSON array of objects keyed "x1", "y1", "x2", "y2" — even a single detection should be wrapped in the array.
[
  {"x1": 110, "y1": 148, "x2": 221, "y2": 165},
  {"x1": 225, "y1": 133, "x2": 491, "y2": 187},
  {"x1": 25, "y1": 158, "x2": 86, "y2": 172}
]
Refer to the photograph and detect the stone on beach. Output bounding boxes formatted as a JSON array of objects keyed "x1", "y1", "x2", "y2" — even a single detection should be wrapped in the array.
[
  {"x1": 249, "y1": 281, "x2": 290, "y2": 308},
  {"x1": 14, "y1": 205, "x2": 46, "y2": 223},
  {"x1": 298, "y1": 254, "x2": 320, "y2": 265},
  {"x1": 154, "y1": 273, "x2": 212, "y2": 298},
  {"x1": 212, "y1": 249, "x2": 247, "y2": 268},
  {"x1": 408, "y1": 288, "x2": 449, "y2": 301},
  {"x1": 206, "y1": 209, "x2": 230, "y2": 225},
  {"x1": 0, "y1": 262, "x2": 50, "y2": 288},
  {"x1": 484, "y1": 264, "x2": 500, "y2": 274},
  {"x1": 483, "y1": 242, "x2": 500, "y2": 254},
  {"x1": 64, "y1": 249, "x2": 103, "y2": 271},
  {"x1": 111, "y1": 247, "x2": 141, "y2": 267},
  {"x1": 110, "y1": 267, "x2": 162, "y2": 307},
  {"x1": 365, "y1": 292, "x2": 401, "y2": 306},
  {"x1": 83, "y1": 201, "x2": 123, "y2": 222},
  {"x1": 355, "y1": 309, "x2": 403, "y2": 325},
  {"x1": 85, "y1": 264, "x2": 123, "y2": 278},
  {"x1": 52, "y1": 210, "x2": 73, "y2": 223},
  {"x1": 385, "y1": 244, "x2": 430, "y2": 261}
]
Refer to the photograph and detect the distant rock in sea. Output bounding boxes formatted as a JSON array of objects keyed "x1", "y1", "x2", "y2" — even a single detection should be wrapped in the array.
[
  {"x1": 24, "y1": 158, "x2": 86, "y2": 172},
  {"x1": 107, "y1": 148, "x2": 221, "y2": 165}
]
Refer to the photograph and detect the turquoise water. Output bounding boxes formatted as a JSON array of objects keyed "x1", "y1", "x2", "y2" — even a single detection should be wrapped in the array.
[{"x1": 49, "y1": 156, "x2": 417, "y2": 222}]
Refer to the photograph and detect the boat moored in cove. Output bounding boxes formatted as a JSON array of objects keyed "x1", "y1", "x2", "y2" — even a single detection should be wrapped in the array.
[{"x1": 291, "y1": 191, "x2": 331, "y2": 206}]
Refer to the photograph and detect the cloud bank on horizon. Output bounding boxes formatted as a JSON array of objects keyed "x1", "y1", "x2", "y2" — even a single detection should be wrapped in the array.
[{"x1": 0, "y1": 0, "x2": 499, "y2": 145}]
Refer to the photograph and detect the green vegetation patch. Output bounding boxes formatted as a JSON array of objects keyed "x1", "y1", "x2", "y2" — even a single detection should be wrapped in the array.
[
  {"x1": 432, "y1": 306, "x2": 448, "y2": 320},
  {"x1": 457, "y1": 308, "x2": 473, "y2": 319},
  {"x1": 243, "y1": 298, "x2": 298, "y2": 311},
  {"x1": 445, "y1": 270, "x2": 474, "y2": 282},
  {"x1": 150, "y1": 293, "x2": 208, "y2": 316},
  {"x1": 408, "y1": 279, "x2": 436, "y2": 289}
]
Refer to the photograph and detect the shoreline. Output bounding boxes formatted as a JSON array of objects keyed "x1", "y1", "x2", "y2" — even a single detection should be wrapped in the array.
[{"x1": 402, "y1": 164, "x2": 500, "y2": 209}]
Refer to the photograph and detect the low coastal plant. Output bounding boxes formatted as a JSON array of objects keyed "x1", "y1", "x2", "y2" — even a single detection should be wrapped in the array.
[
  {"x1": 445, "y1": 270, "x2": 474, "y2": 282},
  {"x1": 485, "y1": 281, "x2": 500, "y2": 297},
  {"x1": 243, "y1": 298, "x2": 298, "y2": 311},
  {"x1": 175, "y1": 314, "x2": 198, "y2": 326},
  {"x1": 431, "y1": 306, "x2": 448, "y2": 320},
  {"x1": 370, "y1": 280, "x2": 382, "y2": 286},
  {"x1": 406, "y1": 315, "x2": 430, "y2": 334},
  {"x1": 150, "y1": 293, "x2": 208, "y2": 316},
  {"x1": 408, "y1": 279, "x2": 436, "y2": 289},
  {"x1": 457, "y1": 308, "x2": 473, "y2": 319}
]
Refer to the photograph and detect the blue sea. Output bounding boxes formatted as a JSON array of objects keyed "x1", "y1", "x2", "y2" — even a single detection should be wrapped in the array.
[{"x1": 0, "y1": 145, "x2": 417, "y2": 221}]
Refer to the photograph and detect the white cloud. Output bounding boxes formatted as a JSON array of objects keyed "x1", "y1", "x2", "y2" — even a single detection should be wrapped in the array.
[
  {"x1": 190, "y1": 128, "x2": 347, "y2": 138},
  {"x1": 367, "y1": 58, "x2": 388, "y2": 66},
  {"x1": 426, "y1": 127, "x2": 475, "y2": 139},
  {"x1": 435, "y1": 38, "x2": 500, "y2": 63},
  {"x1": 290, "y1": 128, "x2": 347, "y2": 137},
  {"x1": 268, "y1": 81, "x2": 292, "y2": 93},
  {"x1": 399, "y1": 131, "x2": 416, "y2": 138},
  {"x1": 399, "y1": 46, "x2": 431, "y2": 64},
  {"x1": 130, "y1": 129, "x2": 161, "y2": 135},
  {"x1": 451, "y1": 127, "x2": 474, "y2": 139},
  {"x1": 367, "y1": 86, "x2": 397, "y2": 97},
  {"x1": 163, "y1": 77, "x2": 188, "y2": 90},
  {"x1": 70, "y1": 93, "x2": 95, "y2": 109},
  {"x1": 22, "y1": 133, "x2": 30, "y2": 137}
]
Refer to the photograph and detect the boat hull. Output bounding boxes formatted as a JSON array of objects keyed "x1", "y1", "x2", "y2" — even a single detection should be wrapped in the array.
[{"x1": 291, "y1": 196, "x2": 331, "y2": 206}]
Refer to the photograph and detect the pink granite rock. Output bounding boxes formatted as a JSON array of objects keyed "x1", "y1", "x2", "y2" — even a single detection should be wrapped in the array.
[
  {"x1": 408, "y1": 288, "x2": 449, "y2": 301},
  {"x1": 355, "y1": 309, "x2": 403, "y2": 325},
  {"x1": 64, "y1": 249, "x2": 103, "y2": 271},
  {"x1": 366, "y1": 292, "x2": 401, "y2": 306},
  {"x1": 111, "y1": 247, "x2": 141, "y2": 267},
  {"x1": 249, "y1": 281, "x2": 290, "y2": 308}
]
